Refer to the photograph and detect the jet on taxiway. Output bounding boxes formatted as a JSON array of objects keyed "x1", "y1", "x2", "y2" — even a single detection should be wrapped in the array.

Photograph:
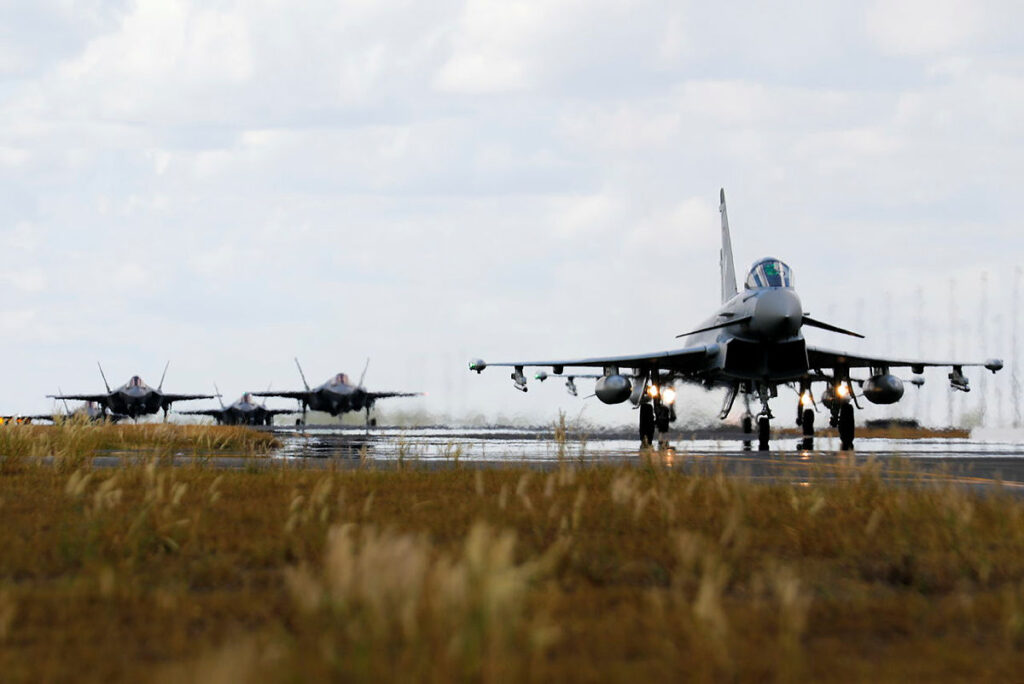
[
  {"x1": 50, "y1": 363, "x2": 215, "y2": 420},
  {"x1": 253, "y1": 358, "x2": 421, "y2": 425},
  {"x1": 12, "y1": 400, "x2": 129, "y2": 424},
  {"x1": 177, "y1": 391, "x2": 294, "y2": 426},
  {"x1": 469, "y1": 189, "x2": 1003, "y2": 450}
]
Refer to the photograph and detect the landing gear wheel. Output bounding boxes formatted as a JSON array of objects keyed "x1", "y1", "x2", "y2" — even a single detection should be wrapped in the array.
[
  {"x1": 742, "y1": 415, "x2": 753, "y2": 434},
  {"x1": 758, "y1": 416, "x2": 770, "y2": 451},
  {"x1": 838, "y1": 403, "x2": 855, "y2": 450},
  {"x1": 801, "y1": 409, "x2": 815, "y2": 437},
  {"x1": 639, "y1": 403, "x2": 656, "y2": 446},
  {"x1": 655, "y1": 405, "x2": 671, "y2": 434}
]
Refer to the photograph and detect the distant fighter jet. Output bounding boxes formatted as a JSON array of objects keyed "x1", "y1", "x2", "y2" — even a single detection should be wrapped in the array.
[
  {"x1": 17, "y1": 400, "x2": 129, "y2": 424},
  {"x1": 177, "y1": 391, "x2": 294, "y2": 426},
  {"x1": 50, "y1": 362, "x2": 215, "y2": 420},
  {"x1": 253, "y1": 358, "x2": 421, "y2": 425},
  {"x1": 470, "y1": 189, "x2": 1003, "y2": 450}
]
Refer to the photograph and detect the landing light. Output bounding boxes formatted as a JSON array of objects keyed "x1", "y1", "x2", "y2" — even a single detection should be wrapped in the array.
[
  {"x1": 800, "y1": 390, "x2": 813, "y2": 407},
  {"x1": 647, "y1": 385, "x2": 659, "y2": 399},
  {"x1": 662, "y1": 387, "x2": 677, "y2": 405},
  {"x1": 836, "y1": 382, "x2": 850, "y2": 399}
]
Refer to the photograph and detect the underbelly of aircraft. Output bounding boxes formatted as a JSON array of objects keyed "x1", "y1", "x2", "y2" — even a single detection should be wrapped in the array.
[{"x1": 721, "y1": 338, "x2": 808, "y2": 381}]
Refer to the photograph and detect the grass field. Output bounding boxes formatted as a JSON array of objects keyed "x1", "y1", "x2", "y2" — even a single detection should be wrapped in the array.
[
  {"x1": 2, "y1": 433, "x2": 1024, "y2": 681},
  {"x1": 0, "y1": 421, "x2": 279, "y2": 470}
]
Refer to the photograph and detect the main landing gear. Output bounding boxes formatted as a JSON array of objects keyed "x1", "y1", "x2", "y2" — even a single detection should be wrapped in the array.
[
  {"x1": 638, "y1": 385, "x2": 676, "y2": 448},
  {"x1": 639, "y1": 403, "x2": 655, "y2": 446},
  {"x1": 826, "y1": 392, "x2": 856, "y2": 450},
  {"x1": 757, "y1": 415, "x2": 771, "y2": 451},
  {"x1": 838, "y1": 403, "x2": 855, "y2": 450}
]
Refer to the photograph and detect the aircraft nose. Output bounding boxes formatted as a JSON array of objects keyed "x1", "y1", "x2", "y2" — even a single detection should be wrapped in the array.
[{"x1": 750, "y1": 289, "x2": 802, "y2": 341}]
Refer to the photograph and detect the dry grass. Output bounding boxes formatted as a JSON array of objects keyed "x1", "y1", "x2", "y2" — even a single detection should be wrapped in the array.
[
  {"x1": 2, "y1": 458, "x2": 1024, "y2": 682},
  {"x1": 0, "y1": 420, "x2": 279, "y2": 472}
]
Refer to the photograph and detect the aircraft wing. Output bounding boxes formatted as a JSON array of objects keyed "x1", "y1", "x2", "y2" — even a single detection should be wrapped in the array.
[
  {"x1": 160, "y1": 393, "x2": 217, "y2": 405},
  {"x1": 806, "y1": 346, "x2": 1003, "y2": 373},
  {"x1": 473, "y1": 344, "x2": 717, "y2": 374},
  {"x1": 47, "y1": 393, "x2": 110, "y2": 404},
  {"x1": 176, "y1": 409, "x2": 226, "y2": 417},
  {"x1": 367, "y1": 391, "x2": 422, "y2": 401},
  {"x1": 251, "y1": 391, "x2": 310, "y2": 401}
]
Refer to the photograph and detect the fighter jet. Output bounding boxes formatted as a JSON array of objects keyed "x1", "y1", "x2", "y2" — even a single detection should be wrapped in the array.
[
  {"x1": 177, "y1": 391, "x2": 294, "y2": 426},
  {"x1": 16, "y1": 400, "x2": 129, "y2": 424},
  {"x1": 50, "y1": 363, "x2": 215, "y2": 420},
  {"x1": 469, "y1": 189, "x2": 1003, "y2": 450},
  {"x1": 253, "y1": 358, "x2": 421, "y2": 425}
]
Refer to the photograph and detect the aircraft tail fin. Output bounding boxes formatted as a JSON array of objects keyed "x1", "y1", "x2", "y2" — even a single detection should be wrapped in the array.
[
  {"x1": 358, "y1": 358, "x2": 370, "y2": 388},
  {"x1": 97, "y1": 362, "x2": 112, "y2": 393},
  {"x1": 158, "y1": 361, "x2": 170, "y2": 391},
  {"x1": 214, "y1": 383, "x2": 225, "y2": 409},
  {"x1": 58, "y1": 387, "x2": 71, "y2": 414},
  {"x1": 294, "y1": 357, "x2": 311, "y2": 391},
  {"x1": 720, "y1": 188, "x2": 738, "y2": 303}
]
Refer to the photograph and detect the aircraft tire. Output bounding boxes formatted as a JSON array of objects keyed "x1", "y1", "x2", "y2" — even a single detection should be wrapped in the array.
[
  {"x1": 758, "y1": 416, "x2": 770, "y2": 451},
  {"x1": 838, "y1": 403, "x2": 855, "y2": 450},
  {"x1": 742, "y1": 415, "x2": 753, "y2": 434},
  {"x1": 655, "y1": 405, "x2": 670, "y2": 433},
  {"x1": 639, "y1": 403, "x2": 656, "y2": 445},
  {"x1": 802, "y1": 409, "x2": 815, "y2": 437}
]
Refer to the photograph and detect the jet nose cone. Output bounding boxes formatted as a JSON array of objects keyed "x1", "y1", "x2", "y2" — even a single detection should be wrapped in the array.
[{"x1": 750, "y1": 289, "x2": 803, "y2": 341}]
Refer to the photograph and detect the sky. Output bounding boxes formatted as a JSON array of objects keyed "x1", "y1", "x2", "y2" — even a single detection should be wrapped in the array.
[{"x1": 0, "y1": 0, "x2": 1021, "y2": 427}]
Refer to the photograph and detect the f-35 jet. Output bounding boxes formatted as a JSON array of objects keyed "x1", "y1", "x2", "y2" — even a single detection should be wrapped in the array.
[
  {"x1": 17, "y1": 400, "x2": 129, "y2": 424},
  {"x1": 178, "y1": 391, "x2": 294, "y2": 426},
  {"x1": 253, "y1": 358, "x2": 421, "y2": 425},
  {"x1": 50, "y1": 363, "x2": 215, "y2": 420},
  {"x1": 470, "y1": 189, "x2": 1003, "y2": 450}
]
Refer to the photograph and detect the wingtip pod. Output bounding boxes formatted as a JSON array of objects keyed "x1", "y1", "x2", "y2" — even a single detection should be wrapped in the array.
[
  {"x1": 469, "y1": 359, "x2": 487, "y2": 373},
  {"x1": 720, "y1": 187, "x2": 725, "y2": 206},
  {"x1": 985, "y1": 358, "x2": 1004, "y2": 373}
]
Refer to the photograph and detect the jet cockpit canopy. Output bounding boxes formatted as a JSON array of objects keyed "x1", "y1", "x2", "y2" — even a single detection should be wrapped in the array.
[
  {"x1": 744, "y1": 258, "x2": 793, "y2": 289},
  {"x1": 334, "y1": 373, "x2": 351, "y2": 386},
  {"x1": 128, "y1": 376, "x2": 146, "y2": 389}
]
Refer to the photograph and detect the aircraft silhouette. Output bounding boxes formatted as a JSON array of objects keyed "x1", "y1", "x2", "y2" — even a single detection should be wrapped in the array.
[
  {"x1": 254, "y1": 358, "x2": 421, "y2": 426},
  {"x1": 178, "y1": 390, "x2": 293, "y2": 426},
  {"x1": 50, "y1": 362, "x2": 215, "y2": 420}
]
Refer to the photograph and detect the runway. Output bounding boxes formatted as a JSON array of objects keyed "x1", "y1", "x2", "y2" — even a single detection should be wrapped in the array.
[
  {"x1": 264, "y1": 426, "x2": 1024, "y2": 489},
  {"x1": 84, "y1": 426, "x2": 1024, "y2": 490}
]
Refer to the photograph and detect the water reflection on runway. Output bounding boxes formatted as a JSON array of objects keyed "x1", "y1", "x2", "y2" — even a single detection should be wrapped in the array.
[{"x1": 270, "y1": 426, "x2": 1024, "y2": 489}]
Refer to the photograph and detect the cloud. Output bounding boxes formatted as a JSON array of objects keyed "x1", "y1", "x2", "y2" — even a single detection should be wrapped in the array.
[{"x1": 0, "y1": 1, "x2": 1017, "y2": 426}]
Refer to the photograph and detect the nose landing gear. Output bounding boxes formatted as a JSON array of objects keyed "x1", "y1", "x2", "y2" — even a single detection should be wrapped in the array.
[{"x1": 753, "y1": 384, "x2": 776, "y2": 451}]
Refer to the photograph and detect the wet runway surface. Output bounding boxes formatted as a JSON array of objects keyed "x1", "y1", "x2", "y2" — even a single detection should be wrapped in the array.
[
  {"x1": 265, "y1": 426, "x2": 1024, "y2": 489},
  {"x1": 90, "y1": 426, "x2": 1024, "y2": 490}
]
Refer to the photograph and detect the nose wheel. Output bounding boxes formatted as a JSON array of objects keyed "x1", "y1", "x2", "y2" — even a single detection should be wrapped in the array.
[{"x1": 755, "y1": 384, "x2": 774, "y2": 451}]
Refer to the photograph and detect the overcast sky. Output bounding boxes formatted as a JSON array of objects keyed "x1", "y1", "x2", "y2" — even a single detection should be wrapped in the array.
[{"x1": 0, "y1": 0, "x2": 1021, "y2": 427}]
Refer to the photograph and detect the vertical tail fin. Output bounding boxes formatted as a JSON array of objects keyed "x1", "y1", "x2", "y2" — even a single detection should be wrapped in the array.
[
  {"x1": 97, "y1": 362, "x2": 112, "y2": 393},
  {"x1": 158, "y1": 361, "x2": 170, "y2": 391},
  {"x1": 719, "y1": 188, "x2": 738, "y2": 303},
  {"x1": 357, "y1": 358, "x2": 370, "y2": 388},
  {"x1": 294, "y1": 357, "x2": 311, "y2": 391}
]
